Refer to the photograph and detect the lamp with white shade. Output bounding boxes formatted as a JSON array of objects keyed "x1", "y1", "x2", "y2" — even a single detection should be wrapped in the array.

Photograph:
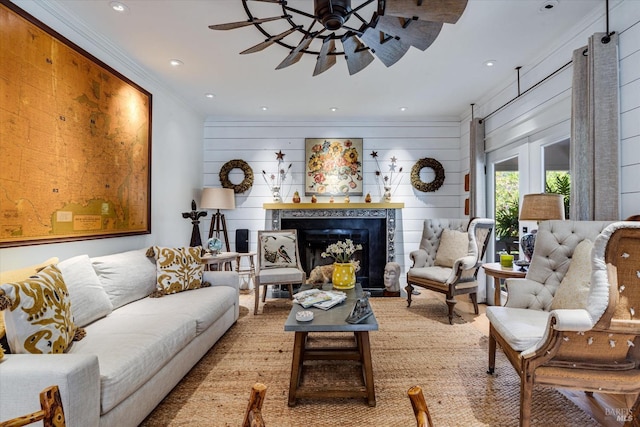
[
  {"x1": 200, "y1": 187, "x2": 235, "y2": 252},
  {"x1": 519, "y1": 193, "x2": 565, "y2": 261}
]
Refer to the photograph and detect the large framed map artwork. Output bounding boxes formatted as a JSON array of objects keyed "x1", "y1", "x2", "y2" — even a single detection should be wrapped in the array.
[{"x1": 0, "y1": 1, "x2": 152, "y2": 247}]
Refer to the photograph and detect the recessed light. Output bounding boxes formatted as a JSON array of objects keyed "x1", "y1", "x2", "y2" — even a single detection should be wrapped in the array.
[
  {"x1": 169, "y1": 59, "x2": 183, "y2": 67},
  {"x1": 204, "y1": 93, "x2": 215, "y2": 99},
  {"x1": 109, "y1": 1, "x2": 129, "y2": 13},
  {"x1": 484, "y1": 59, "x2": 497, "y2": 67},
  {"x1": 399, "y1": 107, "x2": 408, "y2": 112},
  {"x1": 260, "y1": 106, "x2": 268, "y2": 111},
  {"x1": 330, "y1": 107, "x2": 338, "y2": 112},
  {"x1": 539, "y1": 0, "x2": 559, "y2": 13}
]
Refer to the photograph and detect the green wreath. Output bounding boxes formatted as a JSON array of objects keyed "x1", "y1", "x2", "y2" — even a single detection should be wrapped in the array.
[
  {"x1": 219, "y1": 159, "x2": 254, "y2": 194},
  {"x1": 410, "y1": 158, "x2": 445, "y2": 192}
]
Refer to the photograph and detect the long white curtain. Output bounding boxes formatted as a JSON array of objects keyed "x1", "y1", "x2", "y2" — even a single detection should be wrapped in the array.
[
  {"x1": 469, "y1": 118, "x2": 486, "y2": 218},
  {"x1": 570, "y1": 32, "x2": 619, "y2": 220}
]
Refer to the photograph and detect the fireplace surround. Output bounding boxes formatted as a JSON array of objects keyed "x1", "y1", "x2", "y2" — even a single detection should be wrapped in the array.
[{"x1": 264, "y1": 203, "x2": 403, "y2": 295}]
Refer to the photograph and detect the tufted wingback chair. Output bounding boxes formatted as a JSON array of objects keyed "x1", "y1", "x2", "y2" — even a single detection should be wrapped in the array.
[
  {"x1": 486, "y1": 220, "x2": 640, "y2": 426},
  {"x1": 406, "y1": 218, "x2": 494, "y2": 324}
]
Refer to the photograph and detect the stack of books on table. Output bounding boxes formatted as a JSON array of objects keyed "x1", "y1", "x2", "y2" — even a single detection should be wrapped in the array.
[{"x1": 293, "y1": 289, "x2": 347, "y2": 310}]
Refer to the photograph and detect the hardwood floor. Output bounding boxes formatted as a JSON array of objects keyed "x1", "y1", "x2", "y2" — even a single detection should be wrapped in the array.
[{"x1": 450, "y1": 291, "x2": 637, "y2": 426}]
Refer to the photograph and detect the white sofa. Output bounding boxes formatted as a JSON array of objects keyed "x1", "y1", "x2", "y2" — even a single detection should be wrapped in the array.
[{"x1": 0, "y1": 248, "x2": 240, "y2": 427}]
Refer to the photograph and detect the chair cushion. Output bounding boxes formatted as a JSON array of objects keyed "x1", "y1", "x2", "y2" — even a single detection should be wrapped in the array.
[
  {"x1": 258, "y1": 267, "x2": 304, "y2": 284},
  {"x1": 434, "y1": 229, "x2": 469, "y2": 268},
  {"x1": 486, "y1": 306, "x2": 550, "y2": 351},
  {"x1": 551, "y1": 239, "x2": 593, "y2": 310},
  {"x1": 408, "y1": 266, "x2": 453, "y2": 283},
  {"x1": 148, "y1": 246, "x2": 206, "y2": 296},
  {"x1": 0, "y1": 265, "x2": 83, "y2": 354},
  {"x1": 58, "y1": 255, "x2": 113, "y2": 327},
  {"x1": 259, "y1": 231, "x2": 298, "y2": 268}
]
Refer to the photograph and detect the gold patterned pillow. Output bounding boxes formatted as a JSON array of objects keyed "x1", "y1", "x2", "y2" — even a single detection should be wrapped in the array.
[
  {"x1": 148, "y1": 246, "x2": 207, "y2": 296},
  {"x1": 0, "y1": 264, "x2": 84, "y2": 354}
]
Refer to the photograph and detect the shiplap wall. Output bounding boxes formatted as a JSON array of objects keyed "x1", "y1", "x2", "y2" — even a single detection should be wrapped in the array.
[
  {"x1": 202, "y1": 119, "x2": 467, "y2": 289},
  {"x1": 460, "y1": 0, "x2": 640, "y2": 219}
]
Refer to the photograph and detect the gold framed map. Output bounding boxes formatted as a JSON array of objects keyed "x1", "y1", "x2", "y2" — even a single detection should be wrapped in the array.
[
  {"x1": 0, "y1": 1, "x2": 152, "y2": 247},
  {"x1": 305, "y1": 138, "x2": 363, "y2": 196}
]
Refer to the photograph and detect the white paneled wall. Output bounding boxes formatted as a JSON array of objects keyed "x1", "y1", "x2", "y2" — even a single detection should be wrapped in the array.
[{"x1": 202, "y1": 119, "x2": 467, "y2": 288}]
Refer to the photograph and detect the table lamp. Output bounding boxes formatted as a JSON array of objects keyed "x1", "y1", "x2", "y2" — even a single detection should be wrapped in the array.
[
  {"x1": 200, "y1": 187, "x2": 235, "y2": 252},
  {"x1": 519, "y1": 193, "x2": 565, "y2": 261}
]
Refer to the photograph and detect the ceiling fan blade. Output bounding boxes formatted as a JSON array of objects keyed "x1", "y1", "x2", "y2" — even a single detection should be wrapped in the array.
[
  {"x1": 313, "y1": 37, "x2": 337, "y2": 76},
  {"x1": 374, "y1": 16, "x2": 442, "y2": 51},
  {"x1": 384, "y1": 0, "x2": 468, "y2": 24},
  {"x1": 208, "y1": 16, "x2": 286, "y2": 31},
  {"x1": 360, "y1": 27, "x2": 410, "y2": 67},
  {"x1": 276, "y1": 34, "x2": 316, "y2": 69},
  {"x1": 240, "y1": 27, "x2": 300, "y2": 54},
  {"x1": 341, "y1": 34, "x2": 374, "y2": 75},
  {"x1": 246, "y1": 0, "x2": 284, "y2": 3}
]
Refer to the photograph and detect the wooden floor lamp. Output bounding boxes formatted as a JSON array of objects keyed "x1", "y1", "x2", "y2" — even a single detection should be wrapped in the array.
[{"x1": 200, "y1": 187, "x2": 235, "y2": 252}]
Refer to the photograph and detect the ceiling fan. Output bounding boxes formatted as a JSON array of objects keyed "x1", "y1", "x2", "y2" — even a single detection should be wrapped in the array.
[{"x1": 209, "y1": 0, "x2": 468, "y2": 76}]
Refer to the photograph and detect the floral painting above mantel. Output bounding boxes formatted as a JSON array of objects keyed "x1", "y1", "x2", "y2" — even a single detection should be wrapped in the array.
[{"x1": 305, "y1": 138, "x2": 363, "y2": 196}]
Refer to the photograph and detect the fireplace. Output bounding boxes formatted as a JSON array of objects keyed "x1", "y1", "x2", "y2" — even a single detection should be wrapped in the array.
[{"x1": 266, "y1": 203, "x2": 402, "y2": 296}]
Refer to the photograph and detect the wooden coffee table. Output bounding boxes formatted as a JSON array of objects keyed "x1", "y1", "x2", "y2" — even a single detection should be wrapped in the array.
[{"x1": 284, "y1": 283, "x2": 378, "y2": 407}]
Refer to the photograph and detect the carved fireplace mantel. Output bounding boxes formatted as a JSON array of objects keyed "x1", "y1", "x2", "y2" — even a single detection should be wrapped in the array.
[{"x1": 263, "y1": 202, "x2": 404, "y2": 294}]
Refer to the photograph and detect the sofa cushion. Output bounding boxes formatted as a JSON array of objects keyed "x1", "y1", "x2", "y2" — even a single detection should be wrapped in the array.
[
  {"x1": 259, "y1": 231, "x2": 298, "y2": 268},
  {"x1": 551, "y1": 239, "x2": 594, "y2": 310},
  {"x1": 434, "y1": 229, "x2": 469, "y2": 268},
  {"x1": 116, "y1": 285, "x2": 237, "y2": 334},
  {"x1": 407, "y1": 266, "x2": 452, "y2": 284},
  {"x1": 148, "y1": 246, "x2": 206, "y2": 295},
  {"x1": 91, "y1": 249, "x2": 157, "y2": 309},
  {"x1": 486, "y1": 306, "x2": 550, "y2": 351},
  {"x1": 0, "y1": 257, "x2": 59, "y2": 343},
  {"x1": 70, "y1": 308, "x2": 196, "y2": 414},
  {"x1": 0, "y1": 265, "x2": 82, "y2": 354},
  {"x1": 58, "y1": 255, "x2": 113, "y2": 327}
]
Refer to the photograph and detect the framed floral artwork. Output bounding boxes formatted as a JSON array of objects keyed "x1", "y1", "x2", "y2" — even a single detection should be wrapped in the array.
[{"x1": 305, "y1": 138, "x2": 364, "y2": 196}]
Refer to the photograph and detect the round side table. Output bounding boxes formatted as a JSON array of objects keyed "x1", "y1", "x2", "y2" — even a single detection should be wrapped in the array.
[{"x1": 482, "y1": 262, "x2": 527, "y2": 306}]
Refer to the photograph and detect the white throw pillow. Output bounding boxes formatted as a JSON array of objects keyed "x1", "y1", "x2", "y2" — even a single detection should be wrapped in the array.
[
  {"x1": 434, "y1": 229, "x2": 469, "y2": 268},
  {"x1": 91, "y1": 249, "x2": 157, "y2": 309},
  {"x1": 58, "y1": 255, "x2": 113, "y2": 327},
  {"x1": 551, "y1": 239, "x2": 594, "y2": 310}
]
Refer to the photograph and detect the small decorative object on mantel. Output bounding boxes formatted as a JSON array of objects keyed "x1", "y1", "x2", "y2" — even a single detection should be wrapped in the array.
[
  {"x1": 410, "y1": 157, "x2": 445, "y2": 192},
  {"x1": 219, "y1": 159, "x2": 254, "y2": 194},
  {"x1": 346, "y1": 292, "x2": 373, "y2": 324},
  {"x1": 311, "y1": 195, "x2": 317, "y2": 203},
  {"x1": 365, "y1": 193, "x2": 372, "y2": 203},
  {"x1": 329, "y1": 196, "x2": 334, "y2": 203},
  {"x1": 261, "y1": 150, "x2": 292, "y2": 202},
  {"x1": 292, "y1": 191, "x2": 301, "y2": 203},
  {"x1": 344, "y1": 195, "x2": 350, "y2": 203},
  {"x1": 371, "y1": 151, "x2": 403, "y2": 202},
  {"x1": 321, "y1": 239, "x2": 362, "y2": 290},
  {"x1": 181, "y1": 200, "x2": 207, "y2": 247}
]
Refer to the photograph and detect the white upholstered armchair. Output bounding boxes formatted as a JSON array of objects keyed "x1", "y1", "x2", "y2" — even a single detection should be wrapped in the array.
[
  {"x1": 406, "y1": 218, "x2": 494, "y2": 324},
  {"x1": 486, "y1": 220, "x2": 640, "y2": 426}
]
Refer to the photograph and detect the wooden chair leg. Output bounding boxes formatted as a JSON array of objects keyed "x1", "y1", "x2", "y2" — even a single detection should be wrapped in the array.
[
  {"x1": 445, "y1": 297, "x2": 456, "y2": 325},
  {"x1": 470, "y1": 292, "x2": 479, "y2": 314},
  {"x1": 287, "y1": 284, "x2": 294, "y2": 300},
  {"x1": 487, "y1": 333, "x2": 496, "y2": 374},
  {"x1": 407, "y1": 385, "x2": 434, "y2": 427},
  {"x1": 254, "y1": 285, "x2": 260, "y2": 315},
  {"x1": 519, "y1": 374, "x2": 533, "y2": 427},
  {"x1": 405, "y1": 284, "x2": 414, "y2": 307},
  {"x1": 242, "y1": 383, "x2": 267, "y2": 427}
]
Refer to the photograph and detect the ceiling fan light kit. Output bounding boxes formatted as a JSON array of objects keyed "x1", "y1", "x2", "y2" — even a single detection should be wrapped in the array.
[{"x1": 210, "y1": 0, "x2": 468, "y2": 76}]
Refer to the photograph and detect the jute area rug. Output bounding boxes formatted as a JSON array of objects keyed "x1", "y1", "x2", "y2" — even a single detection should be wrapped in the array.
[{"x1": 141, "y1": 292, "x2": 599, "y2": 426}]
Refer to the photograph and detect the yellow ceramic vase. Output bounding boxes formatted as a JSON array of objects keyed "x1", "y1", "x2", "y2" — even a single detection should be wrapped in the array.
[{"x1": 332, "y1": 262, "x2": 356, "y2": 290}]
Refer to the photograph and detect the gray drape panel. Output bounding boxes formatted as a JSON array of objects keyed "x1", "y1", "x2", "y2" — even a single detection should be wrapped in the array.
[
  {"x1": 469, "y1": 118, "x2": 486, "y2": 218},
  {"x1": 570, "y1": 32, "x2": 619, "y2": 220}
]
